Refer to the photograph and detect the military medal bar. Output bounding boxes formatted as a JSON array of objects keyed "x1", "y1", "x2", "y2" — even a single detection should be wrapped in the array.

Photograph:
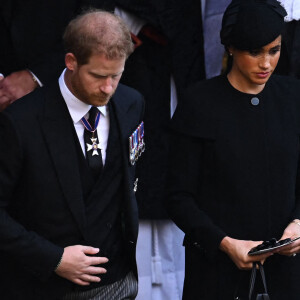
[{"x1": 129, "y1": 121, "x2": 145, "y2": 165}]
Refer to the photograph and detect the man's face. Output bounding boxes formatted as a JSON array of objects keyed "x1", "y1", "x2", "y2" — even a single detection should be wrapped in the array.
[{"x1": 65, "y1": 53, "x2": 126, "y2": 106}]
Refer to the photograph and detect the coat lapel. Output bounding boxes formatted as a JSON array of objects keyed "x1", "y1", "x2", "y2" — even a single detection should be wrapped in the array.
[{"x1": 39, "y1": 84, "x2": 87, "y2": 237}]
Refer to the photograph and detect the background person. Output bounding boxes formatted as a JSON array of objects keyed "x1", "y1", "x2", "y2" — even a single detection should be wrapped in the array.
[{"x1": 0, "y1": 1, "x2": 114, "y2": 111}]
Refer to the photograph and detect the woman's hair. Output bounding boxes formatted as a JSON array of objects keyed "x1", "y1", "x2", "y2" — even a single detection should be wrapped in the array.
[
  {"x1": 63, "y1": 9, "x2": 134, "y2": 65},
  {"x1": 220, "y1": 0, "x2": 287, "y2": 51}
]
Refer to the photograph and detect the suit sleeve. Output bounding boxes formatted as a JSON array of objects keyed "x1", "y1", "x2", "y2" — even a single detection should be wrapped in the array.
[{"x1": 0, "y1": 112, "x2": 63, "y2": 281}]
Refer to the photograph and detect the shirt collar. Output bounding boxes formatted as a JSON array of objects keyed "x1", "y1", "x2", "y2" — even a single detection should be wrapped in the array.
[{"x1": 58, "y1": 69, "x2": 108, "y2": 123}]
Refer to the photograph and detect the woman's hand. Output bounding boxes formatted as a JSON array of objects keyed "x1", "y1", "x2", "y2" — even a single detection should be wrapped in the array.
[
  {"x1": 275, "y1": 220, "x2": 300, "y2": 256},
  {"x1": 219, "y1": 236, "x2": 274, "y2": 270}
]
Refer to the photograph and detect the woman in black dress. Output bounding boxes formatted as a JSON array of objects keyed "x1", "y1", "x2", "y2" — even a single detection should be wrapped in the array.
[{"x1": 166, "y1": 0, "x2": 300, "y2": 299}]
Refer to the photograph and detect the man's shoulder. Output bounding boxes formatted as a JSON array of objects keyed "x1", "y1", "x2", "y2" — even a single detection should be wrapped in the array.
[
  {"x1": 115, "y1": 83, "x2": 143, "y2": 102},
  {"x1": 113, "y1": 83, "x2": 144, "y2": 112}
]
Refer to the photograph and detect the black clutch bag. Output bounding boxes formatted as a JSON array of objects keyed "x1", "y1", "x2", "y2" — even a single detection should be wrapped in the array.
[
  {"x1": 248, "y1": 237, "x2": 300, "y2": 256},
  {"x1": 248, "y1": 262, "x2": 270, "y2": 300}
]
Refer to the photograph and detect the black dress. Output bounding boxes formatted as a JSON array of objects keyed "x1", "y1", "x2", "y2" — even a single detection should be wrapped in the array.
[{"x1": 166, "y1": 74, "x2": 300, "y2": 299}]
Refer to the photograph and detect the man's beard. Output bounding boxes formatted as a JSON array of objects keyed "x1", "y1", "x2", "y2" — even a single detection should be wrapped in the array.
[
  {"x1": 72, "y1": 79, "x2": 114, "y2": 105},
  {"x1": 90, "y1": 92, "x2": 113, "y2": 106}
]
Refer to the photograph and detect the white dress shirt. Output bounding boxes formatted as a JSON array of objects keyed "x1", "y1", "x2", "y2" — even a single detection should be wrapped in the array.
[{"x1": 58, "y1": 69, "x2": 110, "y2": 164}]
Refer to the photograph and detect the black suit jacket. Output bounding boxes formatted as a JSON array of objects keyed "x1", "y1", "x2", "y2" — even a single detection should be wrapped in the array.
[{"x1": 0, "y1": 82, "x2": 144, "y2": 299}]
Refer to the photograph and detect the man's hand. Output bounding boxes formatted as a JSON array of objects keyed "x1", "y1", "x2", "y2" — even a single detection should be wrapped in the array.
[
  {"x1": 219, "y1": 236, "x2": 273, "y2": 270},
  {"x1": 55, "y1": 245, "x2": 109, "y2": 286},
  {"x1": 275, "y1": 220, "x2": 300, "y2": 256},
  {"x1": 0, "y1": 70, "x2": 39, "y2": 111}
]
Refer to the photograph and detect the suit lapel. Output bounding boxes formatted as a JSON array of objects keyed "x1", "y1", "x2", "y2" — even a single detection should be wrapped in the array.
[
  {"x1": 110, "y1": 88, "x2": 139, "y2": 241},
  {"x1": 111, "y1": 94, "x2": 134, "y2": 141},
  {"x1": 39, "y1": 84, "x2": 87, "y2": 237}
]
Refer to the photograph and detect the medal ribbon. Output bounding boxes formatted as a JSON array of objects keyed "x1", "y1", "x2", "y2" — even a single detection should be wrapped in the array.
[
  {"x1": 80, "y1": 110, "x2": 100, "y2": 133},
  {"x1": 140, "y1": 122, "x2": 144, "y2": 139}
]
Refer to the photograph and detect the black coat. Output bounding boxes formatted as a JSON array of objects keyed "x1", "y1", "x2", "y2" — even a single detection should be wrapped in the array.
[
  {"x1": 0, "y1": 82, "x2": 144, "y2": 299},
  {"x1": 166, "y1": 75, "x2": 300, "y2": 299}
]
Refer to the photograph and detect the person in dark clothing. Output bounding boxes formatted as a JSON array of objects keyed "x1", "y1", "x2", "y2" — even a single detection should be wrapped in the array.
[
  {"x1": 166, "y1": 1, "x2": 300, "y2": 299},
  {"x1": 0, "y1": 0, "x2": 114, "y2": 111},
  {"x1": 0, "y1": 10, "x2": 144, "y2": 300}
]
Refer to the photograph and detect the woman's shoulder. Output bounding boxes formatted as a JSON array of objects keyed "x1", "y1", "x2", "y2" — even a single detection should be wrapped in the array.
[
  {"x1": 186, "y1": 75, "x2": 225, "y2": 97},
  {"x1": 170, "y1": 76, "x2": 225, "y2": 138},
  {"x1": 269, "y1": 74, "x2": 300, "y2": 91},
  {"x1": 267, "y1": 75, "x2": 300, "y2": 107},
  {"x1": 180, "y1": 75, "x2": 226, "y2": 112},
  {"x1": 270, "y1": 74, "x2": 300, "y2": 84},
  {"x1": 269, "y1": 74, "x2": 300, "y2": 130}
]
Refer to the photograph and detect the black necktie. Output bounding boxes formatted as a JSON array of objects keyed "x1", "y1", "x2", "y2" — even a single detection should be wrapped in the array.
[{"x1": 83, "y1": 106, "x2": 103, "y2": 177}]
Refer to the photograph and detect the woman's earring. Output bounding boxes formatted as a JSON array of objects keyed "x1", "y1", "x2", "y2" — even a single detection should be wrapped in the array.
[{"x1": 229, "y1": 52, "x2": 233, "y2": 56}]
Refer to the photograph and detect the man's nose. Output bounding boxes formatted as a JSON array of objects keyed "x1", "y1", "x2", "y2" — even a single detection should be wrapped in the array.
[{"x1": 100, "y1": 78, "x2": 113, "y2": 94}]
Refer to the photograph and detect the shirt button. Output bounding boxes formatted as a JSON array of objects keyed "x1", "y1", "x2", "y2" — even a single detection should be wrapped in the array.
[{"x1": 251, "y1": 97, "x2": 259, "y2": 106}]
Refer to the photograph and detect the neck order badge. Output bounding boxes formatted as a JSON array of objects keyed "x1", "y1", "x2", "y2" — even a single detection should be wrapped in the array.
[
  {"x1": 81, "y1": 107, "x2": 101, "y2": 156},
  {"x1": 81, "y1": 106, "x2": 103, "y2": 177}
]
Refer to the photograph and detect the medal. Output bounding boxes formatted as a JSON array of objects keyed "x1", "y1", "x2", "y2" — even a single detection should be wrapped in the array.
[
  {"x1": 134, "y1": 128, "x2": 139, "y2": 162},
  {"x1": 138, "y1": 122, "x2": 145, "y2": 156},
  {"x1": 129, "y1": 136, "x2": 135, "y2": 165},
  {"x1": 129, "y1": 121, "x2": 145, "y2": 165},
  {"x1": 81, "y1": 109, "x2": 101, "y2": 156},
  {"x1": 86, "y1": 137, "x2": 102, "y2": 156},
  {"x1": 133, "y1": 178, "x2": 139, "y2": 193}
]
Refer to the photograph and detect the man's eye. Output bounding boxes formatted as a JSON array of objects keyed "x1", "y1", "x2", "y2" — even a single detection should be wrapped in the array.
[{"x1": 112, "y1": 74, "x2": 122, "y2": 80}]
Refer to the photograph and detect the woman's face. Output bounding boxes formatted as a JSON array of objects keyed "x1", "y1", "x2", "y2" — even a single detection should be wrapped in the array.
[{"x1": 228, "y1": 35, "x2": 281, "y2": 93}]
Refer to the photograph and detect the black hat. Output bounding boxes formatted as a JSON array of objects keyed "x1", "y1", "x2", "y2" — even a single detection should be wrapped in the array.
[{"x1": 220, "y1": 0, "x2": 287, "y2": 50}]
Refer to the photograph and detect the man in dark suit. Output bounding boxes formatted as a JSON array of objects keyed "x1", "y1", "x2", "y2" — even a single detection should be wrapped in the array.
[{"x1": 0, "y1": 10, "x2": 144, "y2": 300}]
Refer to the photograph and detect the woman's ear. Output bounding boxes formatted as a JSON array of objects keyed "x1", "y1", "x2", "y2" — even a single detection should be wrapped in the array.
[{"x1": 227, "y1": 46, "x2": 234, "y2": 56}]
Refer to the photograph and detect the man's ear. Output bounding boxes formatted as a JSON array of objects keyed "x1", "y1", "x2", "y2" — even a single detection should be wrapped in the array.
[{"x1": 65, "y1": 53, "x2": 77, "y2": 71}]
